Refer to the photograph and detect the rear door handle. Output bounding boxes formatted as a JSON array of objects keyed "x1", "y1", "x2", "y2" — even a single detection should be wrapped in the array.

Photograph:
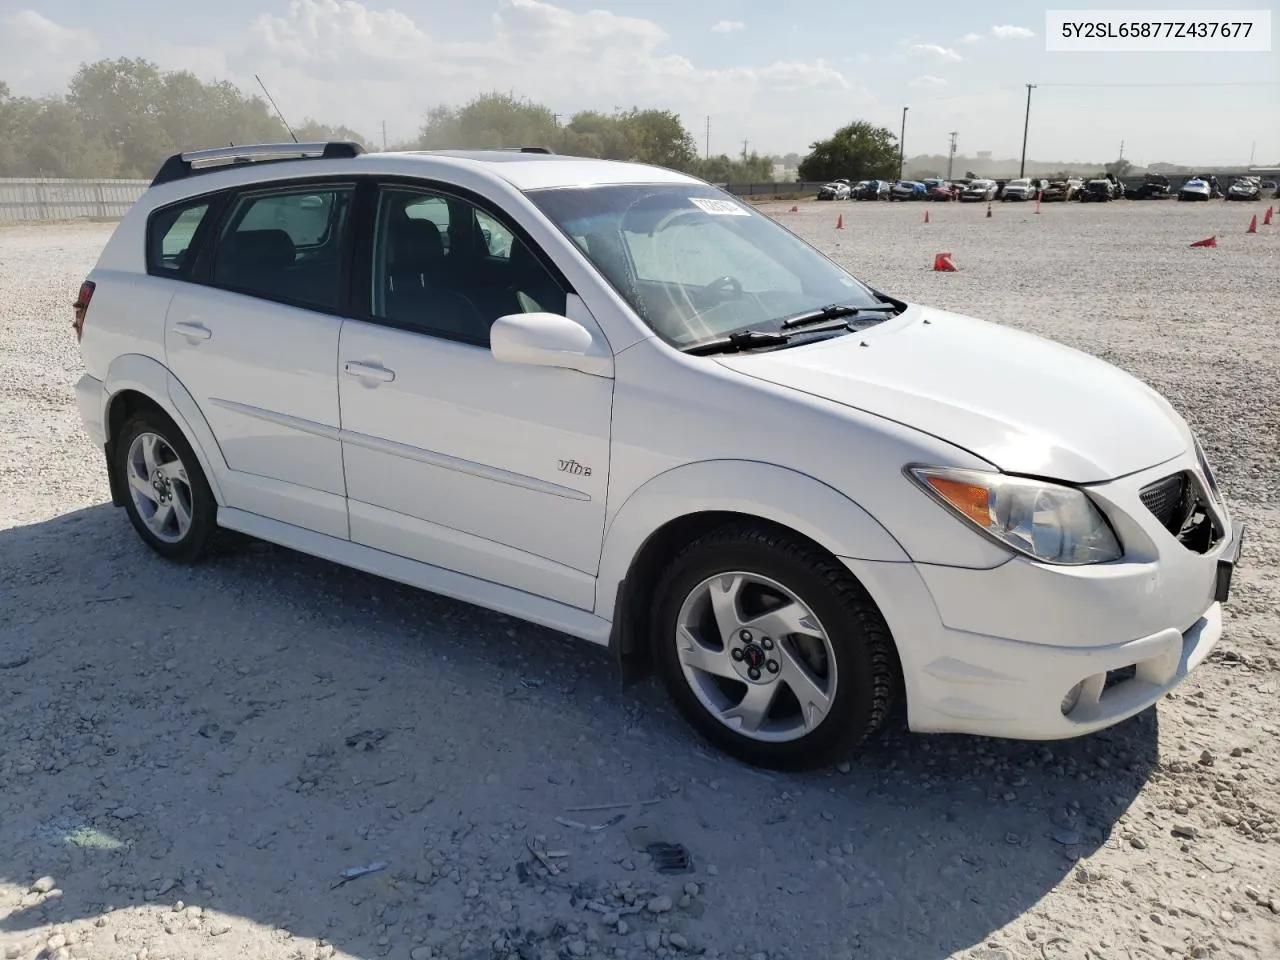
[
  {"x1": 171, "y1": 321, "x2": 211, "y2": 341},
  {"x1": 343, "y1": 361, "x2": 395, "y2": 383}
]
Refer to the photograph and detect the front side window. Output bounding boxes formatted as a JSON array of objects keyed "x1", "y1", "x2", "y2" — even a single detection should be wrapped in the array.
[
  {"x1": 528, "y1": 184, "x2": 882, "y2": 347},
  {"x1": 369, "y1": 186, "x2": 565, "y2": 345},
  {"x1": 147, "y1": 199, "x2": 211, "y2": 276},
  {"x1": 211, "y1": 184, "x2": 354, "y2": 311}
]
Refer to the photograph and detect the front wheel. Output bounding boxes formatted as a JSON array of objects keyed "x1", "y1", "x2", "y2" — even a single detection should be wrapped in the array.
[
  {"x1": 115, "y1": 410, "x2": 217, "y2": 563},
  {"x1": 651, "y1": 524, "x2": 897, "y2": 769}
]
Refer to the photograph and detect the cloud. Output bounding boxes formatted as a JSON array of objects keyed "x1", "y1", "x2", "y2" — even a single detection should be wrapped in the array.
[
  {"x1": 0, "y1": 9, "x2": 98, "y2": 92},
  {"x1": 223, "y1": 0, "x2": 866, "y2": 151},
  {"x1": 957, "y1": 32, "x2": 983, "y2": 44},
  {"x1": 711, "y1": 20, "x2": 744, "y2": 34},
  {"x1": 909, "y1": 75, "x2": 948, "y2": 89},
  {"x1": 991, "y1": 25, "x2": 1035, "y2": 39},
  {"x1": 908, "y1": 43, "x2": 963, "y2": 62}
]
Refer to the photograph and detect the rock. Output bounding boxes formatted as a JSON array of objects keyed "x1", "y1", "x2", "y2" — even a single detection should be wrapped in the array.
[
  {"x1": 647, "y1": 895, "x2": 673, "y2": 914},
  {"x1": 46, "y1": 934, "x2": 67, "y2": 950},
  {"x1": 568, "y1": 940, "x2": 587, "y2": 957},
  {"x1": 415, "y1": 865, "x2": 434, "y2": 884},
  {"x1": 112, "y1": 806, "x2": 139, "y2": 820},
  {"x1": 678, "y1": 894, "x2": 692, "y2": 909},
  {"x1": 1129, "y1": 836, "x2": 1148, "y2": 850},
  {"x1": 836, "y1": 761, "x2": 851, "y2": 774},
  {"x1": 1199, "y1": 750, "x2": 1215, "y2": 766},
  {"x1": 210, "y1": 923, "x2": 232, "y2": 937},
  {"x1": 617, "y1": 920, "x2": 630, "y2": 936},
  {"x1": 683, "y1": 882, "x2": 699, "y2": 898},
  {"x1": 1052, "y1": 829, "x2": 1082, "y2": 846},
  {"x1": 4, "y1": 947, "x2": 22, "y2": 959},
  {"x1": 411, "y1": 949, "x2": 432, "y2": 960},
  {"x1": 670, "y1": 933, "x2": 690, "y2": 950},
  {"x1": 646, "y1": 931, "x2": 662, "y2": 952},
  {"x1": 1171, "y1": 824, "x2": 1198, "y2": 839},
  {"x1": 31, "y1": 876, "x2": 56, "y2": 894}
]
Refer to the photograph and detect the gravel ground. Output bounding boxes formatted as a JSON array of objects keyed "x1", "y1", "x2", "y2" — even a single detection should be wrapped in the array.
[{"x1": 1, "y1": 198, "x2": 1278, "y2": 960}]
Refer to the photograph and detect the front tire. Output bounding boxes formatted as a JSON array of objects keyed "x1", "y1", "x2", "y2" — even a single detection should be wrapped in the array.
[
  {"x1": 115, "y1": 410, "x2": 217, "y2": 563},
  {"x1": 651, "y1": 523, "x2": 896, "y2": 770}
]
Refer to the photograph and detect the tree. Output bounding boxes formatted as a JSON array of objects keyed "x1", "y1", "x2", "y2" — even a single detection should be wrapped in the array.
[
  {"x1": 292, "y1": 118, "x2": 370, "y2": 147},
  {"x1": 1105, "y1": 157, "x2": 1134, "y2": 177},
  {"x1": 416, "y1": 92, "x2": 561, "y2": 150},
  {"x1": 798, "y1": 121, "x2": 899, "y2": 183},
  {"x1": 616, "y1": 108, "x2": 697, "y2": 170}
]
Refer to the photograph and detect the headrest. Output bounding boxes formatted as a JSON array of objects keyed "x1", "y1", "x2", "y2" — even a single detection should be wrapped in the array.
[
  {"x1": 390, "y1": 218, "x2": 445, "y2": 266},
  {"x1": 228, "y1": 229, "x2": 296, "y2": 269}
]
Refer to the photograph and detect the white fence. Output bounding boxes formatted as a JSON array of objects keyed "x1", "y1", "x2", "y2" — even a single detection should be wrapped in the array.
[{"x1": 0, "y1": 178, "x2": 149, "y2": 222}]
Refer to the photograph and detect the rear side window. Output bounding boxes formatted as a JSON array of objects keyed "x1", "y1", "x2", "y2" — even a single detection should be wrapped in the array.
[
  {"x1": 147, "y1": 200, "x2": 211, "y2": 276},
  {"x1": 211, "y1": 185, "x2": 355, "y2": 312}
]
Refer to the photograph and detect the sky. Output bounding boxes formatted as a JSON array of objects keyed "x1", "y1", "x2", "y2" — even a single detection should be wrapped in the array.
[{"x1": 1, "y1": 0, "x2": 1276, "y2": 167}]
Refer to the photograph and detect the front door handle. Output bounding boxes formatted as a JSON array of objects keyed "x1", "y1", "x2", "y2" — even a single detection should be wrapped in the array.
[
  {"x1": 343, "y1": 361, "x2": 396, "y2": 383},
  {"x1": 171, "y1": 321, "x2": 211, "y2": 341}
]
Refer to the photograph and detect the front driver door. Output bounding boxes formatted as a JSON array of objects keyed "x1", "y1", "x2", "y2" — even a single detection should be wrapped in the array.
[{"x1": 336, "y1": 182, "x2": 613, "y2": 610}]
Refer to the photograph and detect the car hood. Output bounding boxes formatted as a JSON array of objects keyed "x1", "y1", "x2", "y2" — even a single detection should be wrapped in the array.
[{"x1": 715, "y1": 306, "x2": 1190, "y2": 483}]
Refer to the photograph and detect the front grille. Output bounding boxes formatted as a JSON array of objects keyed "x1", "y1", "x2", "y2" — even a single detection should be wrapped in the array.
[{"x1": 1139, "y1": 473, "x2": 1188, "y2": 533}]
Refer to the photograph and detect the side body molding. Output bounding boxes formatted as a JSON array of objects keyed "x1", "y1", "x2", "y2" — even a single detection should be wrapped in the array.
[
  {"x1": 101, "y1": 353, "x2": 229, "y2": 505},
  {"x1": 594, "y1": 459, "x2": 910, "y2": 621}
]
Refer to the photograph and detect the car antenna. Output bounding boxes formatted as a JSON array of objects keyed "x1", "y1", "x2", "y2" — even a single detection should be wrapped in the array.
[{"x1": 255, "y1": 73, "x2": 298, "y2": 143}]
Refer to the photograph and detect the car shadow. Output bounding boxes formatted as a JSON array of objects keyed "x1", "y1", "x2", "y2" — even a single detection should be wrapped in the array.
[{"x1": 0, "y1": 504, "x2": 1160, "y2": 960}]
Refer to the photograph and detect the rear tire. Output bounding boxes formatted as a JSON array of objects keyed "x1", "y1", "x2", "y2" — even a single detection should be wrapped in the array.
[
  {"x1": 114, "y1": 410, "x2": 217, "y2": 563},
  {"x1": 651, "y1": 523, "x2": 896, "y2": 770}
]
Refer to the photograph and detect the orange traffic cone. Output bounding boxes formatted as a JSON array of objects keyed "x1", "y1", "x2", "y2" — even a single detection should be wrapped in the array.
[
  {"x1": 924, "y1": 209, "x2": 930, "y2": 223},
  {"x1": 836, "y1": 214, "x2": 844, "y2": 229},
  {"x1": 1247, "y1": 214, "x2": 1257, "y2": 233},
  {"x1": 1190, "y1": 236, "x2": 1217, "y2": 248},
  {"x1": 1265, "y1": 206, "x2": 1274, "y2": 225},
  {"x1": 932, "y1": 252, "x2": 957, "y2": 272},
  {"x1": 985, "y1": 202, "x2": 992, "y2": 218}
]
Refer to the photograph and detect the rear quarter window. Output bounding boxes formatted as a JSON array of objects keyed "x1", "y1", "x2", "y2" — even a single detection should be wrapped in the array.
[{"x1": 147, "y1": 200, "x2": 212, "y2": 276}]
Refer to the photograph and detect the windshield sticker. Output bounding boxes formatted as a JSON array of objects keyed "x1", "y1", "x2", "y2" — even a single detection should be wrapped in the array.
[{"x1": 689, "y1": 197, "x2": 750, "y2": 216}]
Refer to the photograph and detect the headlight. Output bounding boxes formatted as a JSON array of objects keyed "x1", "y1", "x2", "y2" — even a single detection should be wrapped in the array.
[{"x1": 907, "y1": 466, "x2": 1122, "y2": 565}]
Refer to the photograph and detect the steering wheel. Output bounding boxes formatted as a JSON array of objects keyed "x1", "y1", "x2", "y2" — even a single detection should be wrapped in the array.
[{"x1": 703, "y1": 275, "x2": 744, "y2": 301}]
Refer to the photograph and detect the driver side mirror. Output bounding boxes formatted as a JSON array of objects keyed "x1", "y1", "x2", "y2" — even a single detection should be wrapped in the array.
[{"x1": 490, "y1": 312, "x2": 614, "y2": 377}]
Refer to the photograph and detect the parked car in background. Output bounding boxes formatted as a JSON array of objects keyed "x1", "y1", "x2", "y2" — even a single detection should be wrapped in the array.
[
  {"x1": 1080, "y1": 177, "x2": 1122, "y2": 202},
  {"x1": 1226, "y1": 177, "x2": 1261, "y2": 201},
  {"x1": 817, "y1": 179, "x2": 852, "y2": 201},
  {"x1": 73, "y1": 139, "x2": 1244, "y2": 769},
  {"x1": 1178, "y1": 178, "x2": 1213, "y2": 201},
  {"x1": 960, "y1": 179, "x2": 998, "y2": 202},
  {"x1": 889, "y1": 180, "x2": 927, "y2": 201},
  {"x1": 927, "y1": 181, "x2": 961, "y2": 201},
  {"x1": 850, "y1": 181, "x2": 870, "y2": 199},
  {"x1": 1131, "y1": 174, "x2": 1174, "y2": 200},
  {"x1": 1001, "y1": 178, "x2": 1044, "y2": 201},
  {"x1": 1041, "y1": 179, "x2": 1081, "y2": 202},
  {"x1": 856, "y1": 180, "x2": 891, "y2": 200}
]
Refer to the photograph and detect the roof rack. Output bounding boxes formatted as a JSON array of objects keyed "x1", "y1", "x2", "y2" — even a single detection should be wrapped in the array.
[{"x1": 150, "y1": 140, "x2": 366, "y2": 187}]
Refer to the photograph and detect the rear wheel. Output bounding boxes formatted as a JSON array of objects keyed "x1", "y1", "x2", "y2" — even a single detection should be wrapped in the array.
[
  {"x1": 652, "y1": 523, "x2": 896, "y2": 770},
  {"x1": 115, "y1": 410, "x2": 217, "y2": 563}
]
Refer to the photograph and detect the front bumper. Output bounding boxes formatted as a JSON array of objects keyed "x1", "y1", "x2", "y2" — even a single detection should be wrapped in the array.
[{"x1": 842, "y1": 452, "x2": 1242, "y2": 741}]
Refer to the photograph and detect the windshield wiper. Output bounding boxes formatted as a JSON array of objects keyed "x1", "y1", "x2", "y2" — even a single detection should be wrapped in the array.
[
  {"x1": 779, "y1": 302, "x2": 899, "y2": 330},
  {"x1": 683, "y1": 329, "x2": 792, "y2": 356}
]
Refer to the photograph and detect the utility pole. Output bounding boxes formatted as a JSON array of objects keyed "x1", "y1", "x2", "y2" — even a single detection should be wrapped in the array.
[
  {"x1": 1019, "y1": 83, "x2": 1036, "y2": 178},
  {"x1": 381, "y1": 120, "x2": 387, "y2": 151},
  {"x1": 742, "y1": 138, "x2": 749, "y2": 163},
  {"x1": 1118, "y1": 139, "x2": 1125, "y2": 162},
  {"x1": 705, "y1": 116, "x2": 710, "y2": 160},
  {"x1": 898, "y1": 106, "x2": 908, "y2": 180},
  {"x1": 946, "y1": 131, "x2": 958, "y2": 179}
]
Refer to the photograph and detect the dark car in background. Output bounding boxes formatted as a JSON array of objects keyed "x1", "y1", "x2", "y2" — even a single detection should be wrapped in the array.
[
  {"x1": 1131, "y1": 174, "x2": 1174, "y2": 200},
  {"x1": 855, "y1": 179, "x2": 891, "y2": 200}
]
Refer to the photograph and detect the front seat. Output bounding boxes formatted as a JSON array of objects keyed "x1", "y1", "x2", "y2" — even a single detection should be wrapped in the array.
[{"x1": 384, "y1": 218, "x2": 488, "y2": 343}]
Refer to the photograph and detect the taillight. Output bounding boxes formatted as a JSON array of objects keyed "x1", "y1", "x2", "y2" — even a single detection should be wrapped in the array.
[{"x1": 73, "y1": 280, "x2": 95, "y2": 341}]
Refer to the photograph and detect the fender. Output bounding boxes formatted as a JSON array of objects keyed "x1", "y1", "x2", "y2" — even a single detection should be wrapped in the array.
[
  {"x1": 594, "y1": 459, "x2": 910, "y2": 621},
  {"x1": 102, "y1": 354, "x2": 228, "y2": 505}
]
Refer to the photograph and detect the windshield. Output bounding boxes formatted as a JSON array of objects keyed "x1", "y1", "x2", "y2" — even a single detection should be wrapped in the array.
[{"x1": 527, "y1": 183, "x2": 883, "y2": 347}]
